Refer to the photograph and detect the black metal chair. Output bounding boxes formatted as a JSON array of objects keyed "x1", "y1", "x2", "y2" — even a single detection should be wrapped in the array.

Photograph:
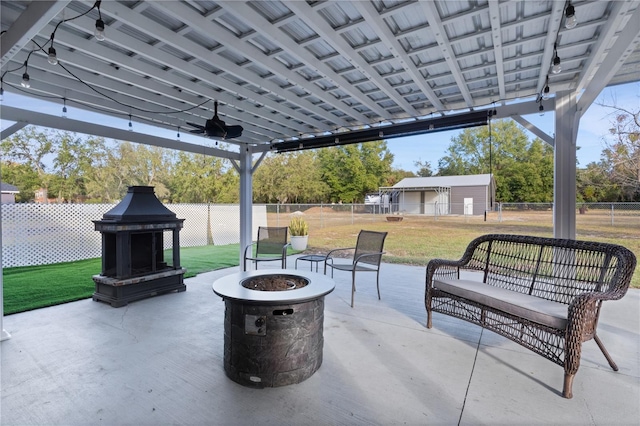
[
  {"x1": 324, "y1": 230, "x2": 388, "y2": 307},
  {"x1": 243, "y1": 226, "x2": 289, "y2": 271}
]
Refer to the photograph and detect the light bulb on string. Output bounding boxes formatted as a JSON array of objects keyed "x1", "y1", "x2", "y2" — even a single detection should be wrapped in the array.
[
  {"x1": 539, "y1": 104, "x2": 545, "y2": 116},
  {"x1": 177, "y1": 127, "x2": 181, "y2": 141},
  {"x1": 551, "y1": 43, "x2": 562, "y2": 74},
  {"x1": 62, "y1": 98, "x2": 67, "y2": 118},
  {"x1": 21, "y1": 72, "x2": 30, "y2": 88},
  {"x1": 0, "y1": 83, "x2": 4, "y2": 102},
  {"x1": 542, "y1": 79, "x2": 550, "y2": 100},
  {"x1": 48, "y1": 46, "x2": 58, "y2": 65},
  {"x1": 552, "y1": 55, "x2": 561, "y2": 74},
  {"x1": 94, "y1": 1, "x2": 105, "y2": 41},
  {"x1": 95, "y1": 19, "x2": 105, "y2": 41},
  {"x1": 565, "y1": 3, "x2": 577, "y2": 29},
  {"x1": 128, "y1": 114, "x2": 133, "y2": 131}
]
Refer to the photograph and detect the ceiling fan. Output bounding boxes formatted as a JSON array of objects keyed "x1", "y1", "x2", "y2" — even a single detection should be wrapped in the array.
[{"x1": 186, "y1": 101, "x2": 243, "y2": 139}]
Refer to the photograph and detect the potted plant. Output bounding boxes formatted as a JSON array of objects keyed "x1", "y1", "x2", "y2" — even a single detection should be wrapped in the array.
[{"x1": 289, "y1": 216, "x2": 309, "y2": 251}]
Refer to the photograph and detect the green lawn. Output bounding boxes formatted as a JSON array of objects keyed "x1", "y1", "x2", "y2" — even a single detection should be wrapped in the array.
[{"x1": 3, "y1": 244, "x2": 243, "y2": 315}]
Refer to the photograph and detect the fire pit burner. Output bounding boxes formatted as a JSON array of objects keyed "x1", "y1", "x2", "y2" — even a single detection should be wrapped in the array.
[
  {"x1": 241, "y1": 274, "x2": 309, "y2": 291},
  {"x1": 213, "y1": 269, "x2": 334, "y2": 388}
]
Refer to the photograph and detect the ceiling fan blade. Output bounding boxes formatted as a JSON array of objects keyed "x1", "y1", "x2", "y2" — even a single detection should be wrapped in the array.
[
  {"x1": 224, "y1": 125, "x2": 243, "y2": 139},
  {"x1": 186, "y1": 122, "x2": 205, "y2": 130},
  {"x1": 205, "y1": 128, "x2": 227, "y2": 138}
]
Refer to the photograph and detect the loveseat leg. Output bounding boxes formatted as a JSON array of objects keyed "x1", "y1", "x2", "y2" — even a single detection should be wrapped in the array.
[
  {"x1": 563, "y1": 374, "x2": 574, "y2": 399},
  {"x1": 594, "y1": 334, "x2": 619, "y2": 371}
]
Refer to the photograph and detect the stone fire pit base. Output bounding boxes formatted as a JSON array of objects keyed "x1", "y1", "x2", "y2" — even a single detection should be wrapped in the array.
[
  {"x1": 223, "y1": 298, "x2": 324, "y2": 388},
  {"x1": 213, "y1": 269, "x2": 335, "y2": 388}
]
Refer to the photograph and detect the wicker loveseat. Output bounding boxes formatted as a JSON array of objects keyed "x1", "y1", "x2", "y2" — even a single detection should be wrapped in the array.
[{"x1": 425, "y1": 234, "x2": 636, "y2": 398}]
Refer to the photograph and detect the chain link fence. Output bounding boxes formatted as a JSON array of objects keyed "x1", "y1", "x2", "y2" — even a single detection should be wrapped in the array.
[
  {"x1": 0, "y1": 203, "x2": 268, "y2": 268},
  {"x1": 2, "y1": 202, "x2": 638, "y2": 268}
]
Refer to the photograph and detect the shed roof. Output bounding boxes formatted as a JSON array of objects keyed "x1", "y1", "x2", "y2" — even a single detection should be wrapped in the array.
[
  {"x1": 0, "y1": 183, "x2": 19, "y2": 194},
  {"x1": 393, "y1": 174, "x2": 493, "y2": 189}
]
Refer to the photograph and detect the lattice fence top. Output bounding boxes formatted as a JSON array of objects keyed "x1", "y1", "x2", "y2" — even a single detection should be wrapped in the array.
[{"x1": 1, "y1": 203, "x2": 267, "y2": 268}]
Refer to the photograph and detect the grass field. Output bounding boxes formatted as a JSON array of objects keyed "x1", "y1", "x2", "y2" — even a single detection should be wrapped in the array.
[
  {"x1": 3, "y1": 210, "x2": 639, "y2": 314},
  {"x1": 271, "y1": 209, "x2": 640, "y2": 288}
]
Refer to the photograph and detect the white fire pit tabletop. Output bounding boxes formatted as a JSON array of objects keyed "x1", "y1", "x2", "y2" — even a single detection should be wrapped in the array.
[{"x1": 212, "y1": 269, "x2": 335, "y2": 304}]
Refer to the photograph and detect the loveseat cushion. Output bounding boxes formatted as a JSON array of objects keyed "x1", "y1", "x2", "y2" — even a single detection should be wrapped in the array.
[{"x1": 433, "y1": 279, "x2": 568, "y2": 330}]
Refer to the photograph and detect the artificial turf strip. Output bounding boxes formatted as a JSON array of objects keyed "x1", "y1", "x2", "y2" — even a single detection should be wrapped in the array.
[{"x1": 3, "y1": 244, "x2": 242, "y2": 315}]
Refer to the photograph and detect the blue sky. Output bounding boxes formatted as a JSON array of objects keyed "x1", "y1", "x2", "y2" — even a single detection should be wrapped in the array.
[{"x1": 2, "y1": 82, "x2": 639, "y2": 173}]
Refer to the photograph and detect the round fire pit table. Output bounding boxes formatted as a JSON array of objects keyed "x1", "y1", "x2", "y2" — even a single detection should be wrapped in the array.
[{"x1": 212, "y1": 269, "x2": 335, "y2": 388}]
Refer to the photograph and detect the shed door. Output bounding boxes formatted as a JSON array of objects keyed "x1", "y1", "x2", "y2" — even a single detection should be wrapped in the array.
[{"x1": 464, "y1": 198, "x2": 473, "y2": 215}]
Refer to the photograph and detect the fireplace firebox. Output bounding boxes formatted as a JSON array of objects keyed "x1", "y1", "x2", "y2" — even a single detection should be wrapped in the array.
[{"x1": 92, "y1": 186, "x2": 186, "y2": 307}]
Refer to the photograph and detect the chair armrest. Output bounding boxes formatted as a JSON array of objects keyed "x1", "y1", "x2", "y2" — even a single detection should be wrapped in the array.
[
  {"x1": 426, "y1": 258, "x2": 465, "y2": 290},
  {"x1": 353, "y1": 251, "x2": 385, "y2": 266},
  {"x1": 244, "y1": 242, "x2": 257, "y2": 258},
  {"x1": 324, "y1": 247, "x2": 355, "y2": 269},
  {"x1": 565, "y1": 289, "x2": 626, "y2": 361},
  {"x1": 567, "y1": 288, "x2": 628, "y2": 325}
]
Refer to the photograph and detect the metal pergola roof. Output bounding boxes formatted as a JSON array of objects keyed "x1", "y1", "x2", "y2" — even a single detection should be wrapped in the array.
[{"x1": 1, "y1": 0, "x2": 639, "y2": 156}]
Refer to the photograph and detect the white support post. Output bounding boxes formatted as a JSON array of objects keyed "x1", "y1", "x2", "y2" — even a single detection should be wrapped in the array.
[
  {"x1": 1, "y1": 218, "x2": 11, "y2": 341},
  {"x1": 238, "y1": 146, "x2": 254, "y2": 268},
  {"x1": 553, "y1": 90, "x2": 579, "y2": 240}
]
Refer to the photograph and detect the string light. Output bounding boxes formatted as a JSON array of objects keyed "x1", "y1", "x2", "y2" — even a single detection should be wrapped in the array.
[
  {"x1": 21, "y1": 61, "x2": 30, "y2": 88},
  {"x1": 542, "y1": 77, "x2": 550, "y2": 100},
  {"x1": 177, "y1": 126, "x2": 181, "y2": 140},
  {"x1": 551, "y1": 43, "x2": 561, "y2": 74},
  {"x1": 128, "y1": 114, "x2": 133, "y2": 131},
  {"x1": 0, "y1": 81, "x2": 3, "y2": 102},
  {"x1": 539, "y1": 104, "x2": 545, "y2": 116},
  {"x1": 95, "y1": 1, "x2": 105, "y2": 41},
  {"x1": 45, "y1": 1, "x2": 104, "y2": 69},
  {"x1": 62, "y1": 98, "x2": 67, "y2": 118},
  {"x1": 47, "y1": 45, "x2": 58, "y2": 65},
  {"x1": 565, "y1": 2, "x2": 577, "y2": 29}
]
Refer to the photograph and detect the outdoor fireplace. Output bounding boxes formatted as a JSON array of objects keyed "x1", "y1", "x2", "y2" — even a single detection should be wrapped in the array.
[
  {"x1": 212, "y1": 270, "x2": 335, "y2": 388},
  {"x1": 92, "y1": 186, "x2": 186, "y2": 307}
]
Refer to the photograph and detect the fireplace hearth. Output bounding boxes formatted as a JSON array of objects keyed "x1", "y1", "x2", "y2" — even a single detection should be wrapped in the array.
[{"x1": 92, "y1": 186, "x2": 186, "y2": 307}]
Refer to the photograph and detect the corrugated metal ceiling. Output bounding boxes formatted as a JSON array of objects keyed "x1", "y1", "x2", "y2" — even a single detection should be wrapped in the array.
[{"x1": 1, "y1": 0, "x2": 639, "y2": 152}]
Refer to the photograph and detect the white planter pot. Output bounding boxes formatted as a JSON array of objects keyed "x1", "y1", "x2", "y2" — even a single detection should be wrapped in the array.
[{"x1": 290, "y1": 235, "x2": 308, "y2": 251}]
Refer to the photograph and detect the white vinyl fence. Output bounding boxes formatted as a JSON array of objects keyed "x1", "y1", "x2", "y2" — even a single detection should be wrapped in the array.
[{"x1": 0, "y1": 203, "x2": 267, "y2": 268}]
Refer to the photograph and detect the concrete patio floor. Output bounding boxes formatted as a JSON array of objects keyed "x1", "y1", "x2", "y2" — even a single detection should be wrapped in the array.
[{"x1": 1, "y1": 259, "x2": 639, "y2": 425}]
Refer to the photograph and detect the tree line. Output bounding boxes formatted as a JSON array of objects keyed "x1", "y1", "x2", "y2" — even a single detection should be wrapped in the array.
[{"x1": 1, "y1": 109, "x2": 638, "y2": 204}]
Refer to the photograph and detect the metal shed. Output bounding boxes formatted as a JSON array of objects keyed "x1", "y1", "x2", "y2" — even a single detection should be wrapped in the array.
[{"x1": 379, "y1": 174, "x2": 495, "y2": 216}]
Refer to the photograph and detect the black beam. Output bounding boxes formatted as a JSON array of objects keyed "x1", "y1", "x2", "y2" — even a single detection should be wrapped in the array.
[{"x1": 273, "y1": 110, "x2": 488, "y2": 153}]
